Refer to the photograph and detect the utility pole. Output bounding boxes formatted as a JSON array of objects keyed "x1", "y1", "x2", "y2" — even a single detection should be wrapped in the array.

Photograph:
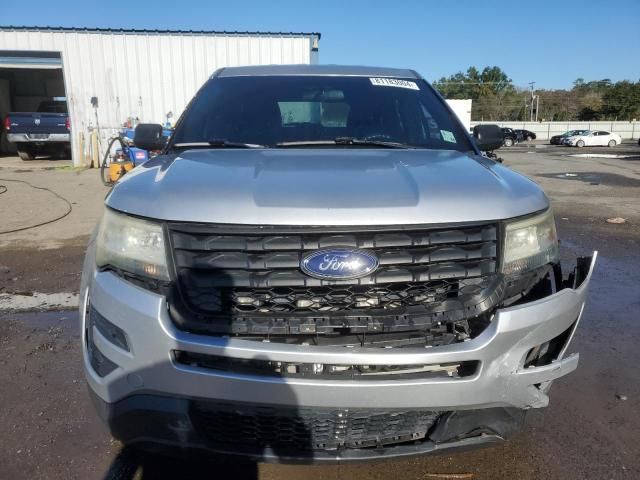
[{"x1": 528, "y1": 82, "x2": 536, "y2": 122}]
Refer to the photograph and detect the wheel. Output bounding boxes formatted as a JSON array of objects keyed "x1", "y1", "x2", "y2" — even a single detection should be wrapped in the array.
[
  {"x1": 57, "y1": 148, "x2": 71, "y2": 160},
  {"x1": 504, "y1": 137, "x2": 514, "y2": 147},
  {"x1": 576, "y1": 140, "x2": 585, "y2": 148},
  {"x1": 608, "y1": 139, "x2": 616, "y2": 147},
  {"x1": 526, "y1": 135, "x2": 533, "y2": 141},
  {"x1": 102, "y1": 448, "x2": 141, "y2": 480},
  {"x1": 17, "y1": 147, "x2": 34, "y2": 161}
]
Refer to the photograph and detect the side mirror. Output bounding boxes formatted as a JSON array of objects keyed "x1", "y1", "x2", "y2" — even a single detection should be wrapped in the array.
[
  {"x1": 473, "y1": 124, "x2": 503, "y2": 152},
  {"x1": 133, "y1": 123, "x2": 167, "y2": 151}
]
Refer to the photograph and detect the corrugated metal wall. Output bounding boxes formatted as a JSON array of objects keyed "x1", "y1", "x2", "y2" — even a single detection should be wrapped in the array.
[{"x1": 0, "y1": 28, "x2": 319, "y2": 165}]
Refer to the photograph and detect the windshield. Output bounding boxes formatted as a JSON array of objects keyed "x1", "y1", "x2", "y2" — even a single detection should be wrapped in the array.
[{"x1": 171, "y1": 76, "x2": 473, "y2": 151}]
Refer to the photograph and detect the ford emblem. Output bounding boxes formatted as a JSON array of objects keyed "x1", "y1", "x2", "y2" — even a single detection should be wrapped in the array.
[{"x1": 301, "y1": 248, "x2": 379, "y2": 280}]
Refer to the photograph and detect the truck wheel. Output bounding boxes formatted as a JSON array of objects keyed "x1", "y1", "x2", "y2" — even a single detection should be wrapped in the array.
[
  {"x1": 504, "y1": 138, "x2": 514, "y2": 147},
  {"x1": 576, "y1": 140, "x2": 585, "y2": 148},
  {"x1": 17, "y1": 148, "x2": 34, "y2": 161},
  {"x1": 608, "y1": 139, "x2": 616, "y2": 147},
  {"x1": 102, "y1": 448, "x2": 141, "y2": 480}
]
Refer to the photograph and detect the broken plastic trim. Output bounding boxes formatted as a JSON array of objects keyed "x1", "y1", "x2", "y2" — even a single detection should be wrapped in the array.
[
  {"x1": 522, "y1": 254, "x2": 594, "y2": 369},
  {"x1": 566, "y1": 255, "x2": 593, "y2": 290},
  {"x1": 523, "y1": 321, "x2": 576, "y2": 368},
  {"x1": 503, "y1": 254, "x2": 594, "y2": 309}
]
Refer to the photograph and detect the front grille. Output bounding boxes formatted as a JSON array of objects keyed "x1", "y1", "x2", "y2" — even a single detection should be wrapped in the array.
[
  {"x1": 168, "y1": 223, "x2": 501, "y2": 337},
  {"x1": 191, "y1": 402, "x2": 441, "y2": 451},
  {"x1": 184, "y1": 276, "x2": 493, "y2": 315}
]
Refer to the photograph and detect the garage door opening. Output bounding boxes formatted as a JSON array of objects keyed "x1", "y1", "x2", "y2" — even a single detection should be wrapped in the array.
[{"x1": 0, "y1": 50, "x2": 70, "y2": 161}]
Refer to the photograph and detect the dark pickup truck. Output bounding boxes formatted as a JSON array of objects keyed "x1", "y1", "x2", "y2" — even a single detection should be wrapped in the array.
[{"x1": 3, "y1": 100, "x2": 70, "y2": 160}]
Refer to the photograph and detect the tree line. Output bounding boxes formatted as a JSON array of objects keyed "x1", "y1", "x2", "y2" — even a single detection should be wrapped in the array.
[{"x1": 432, "y1": 67, "x2": 640, "y2": 122}]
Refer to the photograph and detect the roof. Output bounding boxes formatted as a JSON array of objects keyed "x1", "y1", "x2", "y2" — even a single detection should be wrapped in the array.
[
  {"x1": 217, "y1": 64, "x2": 419, "y2": 78},
  {"x1": 0, "y1": 25, "x2": 320, "y2": 38}
]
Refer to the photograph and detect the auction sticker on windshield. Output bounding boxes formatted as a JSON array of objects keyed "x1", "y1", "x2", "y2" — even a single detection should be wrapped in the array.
[
  {"x1": 369, "y1": 78, "x2": 420, "y2": 90},
  {"x1": 440, "y1": 130, "x2": 456, "y2": 143}
]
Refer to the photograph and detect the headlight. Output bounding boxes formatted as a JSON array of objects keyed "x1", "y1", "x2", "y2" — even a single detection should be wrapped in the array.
[
  {"x1": 502, "y1": 210, "x2": 559, "y2": 275},
  {"x1": 95, "y1": 208, "x2": 170, "y2": 281}
]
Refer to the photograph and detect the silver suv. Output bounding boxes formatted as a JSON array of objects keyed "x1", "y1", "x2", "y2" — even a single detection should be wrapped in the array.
[{"x1": 80, "y1": 65, "x2": 596, "y2": 462}]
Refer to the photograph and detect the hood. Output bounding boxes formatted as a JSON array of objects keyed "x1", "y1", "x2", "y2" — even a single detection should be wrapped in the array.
[{"x1": 106, "y1": 149, "x2": 549, "y2": 226}]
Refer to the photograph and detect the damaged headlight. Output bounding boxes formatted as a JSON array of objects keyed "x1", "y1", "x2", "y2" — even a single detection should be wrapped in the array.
[
  {"x1": 502, "y1": 209, "x2": 559, "y2": 275},
  {"x1": 95, "y1": 208, "x2": 170, "y2": 281}
]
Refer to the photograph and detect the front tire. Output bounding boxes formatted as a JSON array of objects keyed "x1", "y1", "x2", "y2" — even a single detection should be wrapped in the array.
[
  {"x1": 102, "y1": 448, "x2": 141, "y2": 480},
  {"x1": 504, "y1": 138, "x2": 514, "y2": 147},
  {"x1": 17, "y1": 147, "x2": 34, "y2": 161},
  {"x1": 576, "y1": 140, "x2": 585, "y2": 148},
  {"x1": 608, "y1": 139, "x2": 617, "y2": 147},
  {"x1": 526, "y1": 135, "x2": 533, "y2": 141}
]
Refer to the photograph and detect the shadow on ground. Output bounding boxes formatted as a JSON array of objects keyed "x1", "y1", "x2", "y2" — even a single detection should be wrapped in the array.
[{"x1": 104, "y1": 448, "x2": 261, "y2": 480}]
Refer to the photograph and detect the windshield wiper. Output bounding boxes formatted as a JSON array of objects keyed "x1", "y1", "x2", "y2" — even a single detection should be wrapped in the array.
[
  {"x1": 335, "y1": 137, "x2": 414, "y2": 149},
  {"x1": 172, "y1": 139, "x2": 265, "y2": 149},
  {"x1": 276, "y1": 137, "x2": 414, "y2": 149}
]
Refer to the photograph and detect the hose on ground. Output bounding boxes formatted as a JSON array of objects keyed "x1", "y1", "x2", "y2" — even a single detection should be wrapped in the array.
[{"x1": 0, "y1": 178, "x2": 73, "y2": 235}]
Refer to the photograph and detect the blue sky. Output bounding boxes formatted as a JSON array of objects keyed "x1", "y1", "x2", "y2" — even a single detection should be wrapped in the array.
[{"x1": 2, "y1": 0, "x2": 639, "y2": 89}]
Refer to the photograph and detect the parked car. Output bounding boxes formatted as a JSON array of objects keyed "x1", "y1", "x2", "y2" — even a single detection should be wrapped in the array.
[
  {"x1": 3, "y1": 99, "x2": 70, "y2": 160},
  {"x1": 501, "y1": 127, "x2": 518, "y2": 146},
  {"x1": 550, "y1": 130, "x2": 589, "y2": 145},
  {"x1": 563, "y1": 130, "x2": 622, "y2": 147},
  {"x1": 80, "y1": 64, "x2": 595, "y2": 462},
  {"x1": 514, "y1": 129, "x2": 536, "y2": 141}
]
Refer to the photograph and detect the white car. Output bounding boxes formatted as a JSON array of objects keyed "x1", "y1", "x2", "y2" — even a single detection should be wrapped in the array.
[{"x1": 563, "y1": 130, "x2": 622, "y2": 147}]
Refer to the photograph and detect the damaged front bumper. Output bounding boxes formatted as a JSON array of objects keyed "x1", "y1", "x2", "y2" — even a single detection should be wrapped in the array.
[{"x1": 81, "y1": 253, "x2": 597, "y2": 461}]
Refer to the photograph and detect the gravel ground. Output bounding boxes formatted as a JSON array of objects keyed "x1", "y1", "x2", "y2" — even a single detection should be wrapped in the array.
[{"x1": 0, "y1": 142, "x2": 639, "y2": 479}]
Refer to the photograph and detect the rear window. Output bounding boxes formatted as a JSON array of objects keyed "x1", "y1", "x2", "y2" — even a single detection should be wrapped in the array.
[
  {"x1": 37, "y1": 101, "x2": 67, "y2": 114},
  {"x1": 171, "y1": 75, "x2": 473, "y2": 151},
  {"x1": 278, "y1": 101, "x2": 350, "y2": 128}
]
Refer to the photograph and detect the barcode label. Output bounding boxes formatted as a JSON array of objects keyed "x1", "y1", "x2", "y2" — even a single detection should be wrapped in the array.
[{"x1": 369, "y1": 78, "x2": 419, "y2": 90}]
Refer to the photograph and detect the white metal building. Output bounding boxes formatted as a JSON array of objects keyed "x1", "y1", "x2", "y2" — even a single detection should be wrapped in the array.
[
  {"x1": 0, "y1": 26, "x2": 320, "y2": 165},
  {"x1": 445, "y1": 99, "x2": 472, "y2": 132}
]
